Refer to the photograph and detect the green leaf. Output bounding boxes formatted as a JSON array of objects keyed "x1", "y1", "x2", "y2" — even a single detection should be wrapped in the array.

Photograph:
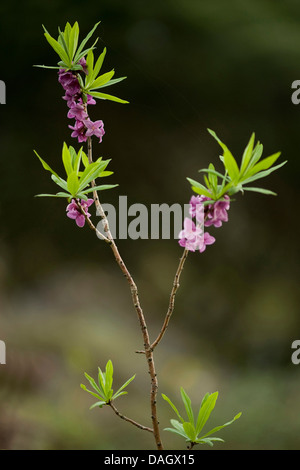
[
  {"x1": 169, "y1": 419, "x2": 188, "y2": 438},
  {"x1": 199, "y1": 168, "x2": 230, "y2": 183},
  {"x1": 94, "y1": 76, "x2": 127, "y2": 89},
  {"x1": 98, "y1": 367, "x2": 106, "y2": 397},
  {"x1": 241, "y1": 160, "x2": 287, "y2": 185},
  {"x1": 68, "y1": 21, "x2": 79, "y2": 61},
  {"x1": 186, "y1": 177, "x2": 213, "y2": 198},
  {"x1": 180, "y1": 388, "x2": 194, "y2": 426},
  {"x1": 164, "y1": 423, "x2": 188, "y2": 440},
  {"x1": 35, "y1": 192, "x2": 71, "y2": 198},
  {"x1": 80, "y1": 383, "x2": 104, "y2": 401},
  {"x1": 200, "y1": 392, "x2": 210, "y2": 408},
  {"x1": 67, "y1": 171, "x2": 79, "y2": 196},
  {"x1": 99, "y1": 171, "x2": 114, "y2": 177},
  {"x1": 51, "y1": 174, "x2": 69, "y2": 192},
  {"x1": 207, "y1": 129, "x2": 240, "y2": 183},
  {"x1": 91, "y1": 47, "x2": 107, "y2": 82},
  {"x1": 208, "y1": 163, "x2": 218, "y2": 193},
  {"x1": 80, "y1": 184, "x2": 118, "y2": 195},
  {"x1": 223, "y1": 148, "x2": 240, "y2": 183},
  {"x1": 245, "y1": 152, "x2": 282, "y2": 178},
  {"x1": 62, "y1": 143, "x2": 73, "y2": 176},
  {"x1": 112, "y1": 374, "x2": 136, "y2": 400},
  {"x1": 58, "y1": 28, "x2": 70, "y2": 59},
  {"x1": 162, "y1": 394, "x2": 184, "y2": 423},
  {"x1": 196, "y1": 391, "x2": 218, "y2": 436},
  {"x1": 74, "y1": 21, "x2": 101, "y2": 62},
  {"x1": 240, "y1": 133, "x2": 255, "y2": 176},
  {"x1": 63, "y1": 22, "x2": 71, "y2": 50},
  {"x1": 248, "y1": 142, "x2": 264, "y2": 168},
  {"x1": 78, "y1": 160, "x2": 109, "y2": 191},
  {"x1": 242, "y1": 187, "x2": 277, "y2": 196},
  {"x1": 88, "y1": 90, "x2": 129, "y2": 104},
  {"x1": 44, "y1": 32, "x2": 71, "y2": 66},
  {"x1": 89, "y1": 400, "x2": 106, "y2": 410},
  {"x1": 88, "y1": 70, "x2": 115, "y2": 91},
  {"x1": 183, "y1": 422, "x2": 197, "y2": 441},
  {"x1": 85, "y1": 49, "x2": 95, "y2": 87},
  {"x1": 198, "y1": 412, "x2": 242, "y2": 440},
  {"x1": 112, "y1": 391, "x2": 128, "y2": 399},
  {"x1": 104, "y1": 360, "x2": 114, "y2": 396},
  {"x1": 83, "y1": 372, "x2": 103, "y2": 396},
  {"x1": 33, "y1": 64, "x2": 62, "y2": 69},
  {"x1": 34, "y1": 151, "x2": 60, "y2": 179},
  {"x1": 196, "y1": 437, "x2": 224, "y2": 446}
]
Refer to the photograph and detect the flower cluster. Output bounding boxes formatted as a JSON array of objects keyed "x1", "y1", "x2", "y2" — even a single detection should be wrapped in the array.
[
  {"x1": 190, "y1": 195, "x2": 230, "y2": 228},
  {"x1": 178, "y1": 195, "x2": 230, "y2": 253},
  {"x1": 66, "y1": 198, "x2": 94, "y2": 227},
  {"x1": 58, "y1": 60, "x2": 105, "y2": 144}
]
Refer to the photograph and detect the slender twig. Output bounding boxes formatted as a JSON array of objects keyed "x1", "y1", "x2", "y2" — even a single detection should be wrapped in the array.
[
  {"x1": 108, "y1": 401, "x2": 153, "y2": 433},
  {"x1": 187, "y1": 442, "x2": 197, "y2": 450},
  {"x1": 83, "y1": 135, "x2": 163, "y2": 450},
  {"x1": 77, "y1": 200, "x2": 109, "y2": 243},
  {"x1": 150, "y1": 248, "x2": 189, "y2": 351}
]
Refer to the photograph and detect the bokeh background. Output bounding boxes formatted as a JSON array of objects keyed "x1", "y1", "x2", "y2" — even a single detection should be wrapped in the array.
[{"x1": 0, "y1": 0, "x2": 300, "y2": 450}]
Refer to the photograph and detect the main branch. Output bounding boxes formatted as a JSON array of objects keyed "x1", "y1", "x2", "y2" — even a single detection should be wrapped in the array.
[{"x1": 84, "y1": 136, "x2": 163, "y2": 450}]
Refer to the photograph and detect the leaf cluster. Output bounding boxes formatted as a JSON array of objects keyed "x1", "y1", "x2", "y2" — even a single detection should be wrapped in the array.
[
  {"x1": 162, "y1": 388, "x2": 241, "y2": 447},
  {"x1": 35, "y1": 21, "x2": 128, "y2": 104},
  {"x1": 81, "y1": 48, "x2": 128, "y2": 104},
  {"x1": 34, "y1": 142, "x2": 117, "y2": 200},
  {"x1": 80, "y1": 360, "x2": 136, "y2": 409},
  {"x1": 187, "y1": 129, "x2": 287, "y2": 201}
]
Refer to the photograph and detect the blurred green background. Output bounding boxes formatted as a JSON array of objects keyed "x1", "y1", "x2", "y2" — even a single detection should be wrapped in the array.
[{"x1": 0, "y1": 0, "x2": 300, "y2": 450}]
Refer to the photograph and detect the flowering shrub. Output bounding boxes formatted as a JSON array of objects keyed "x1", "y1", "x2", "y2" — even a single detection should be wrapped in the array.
[{"x1": 34, "y1": 21, "x2": 286, "y2": 450}]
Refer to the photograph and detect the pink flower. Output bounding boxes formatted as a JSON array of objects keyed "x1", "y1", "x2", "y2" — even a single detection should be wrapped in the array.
[
  {"x1": 178, "y1": 217, "x2": 215, "y2": 253},
  {"x1": 84, "y1": 119, "x2": 105, "y2": 142},
  {"x1": 78, "y1": 94, "x2": 96, "y2": 106},
  {"x1": 67, "y1": 103, "x2": 88, "y2": 121},
  {"x1": 198, "y1": 232, "x2": 216, "y2": 253},
  {"x1": 66, "y1": 198, "x2": 94, "y2": 227},
  {"x1": 68, "y1": 120, "x2": 88, "y2": 143},
  {"x1": 58, "y1": 64, "x2": 105, "y2": 144},
  {"x1": 189, "y1": 195, "x2": 206, "y2": 224},
  {"x1": 178, "y1": 218, "x2": 203, "y2": 252},
  {"x1": 79, "y1": 57, "x2": 88, "y2": 75},
  {"x1": 189, "y1": 194, "x2": 230, "y2": 228},
  {"x1": 204, "y1": 195, "x2": 230, "y2": 228}
]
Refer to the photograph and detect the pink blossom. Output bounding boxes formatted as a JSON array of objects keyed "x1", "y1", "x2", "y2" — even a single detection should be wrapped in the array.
[
  {"x1": 66, "y1": 198, "x2": 94, "y2": 227},
  {"x1": 68, "y1": 120, "x2": 88, "y2": 143},
  {"x1": 79, "y1": 57, "x2": 88, "y2": 75},
  {"x1": 198, "y1": 232, "x2": 216, "y2": 253},
  {"x1": 84, "y1": 119, "x2": 105, "y2": 142},
  {"x1": 78, "y1": 94, "x2": 96, "y2": 106},
  {"x1": 178, "y1": 218, "x2": 203, "y2": 252},
  {"x1": 204, "y1": 195, "x2": 230, "y2": 228},
  {"x1": 67, "y1": 103, "x2": 88, "y2": 121},
  {"x1": 178, "y1": 217, "x2": 215, "y2": 253},
  {"x1": 58, "y1": 63, "x2": 105, "y2": 144}
]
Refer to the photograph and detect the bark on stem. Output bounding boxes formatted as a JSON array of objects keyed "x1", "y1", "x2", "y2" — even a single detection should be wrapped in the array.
[
  {"x1": 150, "y1": 248, "x2": 189, "y2": 351},
  {"x1": 85, "y1": 136, "x2": 163, "y2": 450}
]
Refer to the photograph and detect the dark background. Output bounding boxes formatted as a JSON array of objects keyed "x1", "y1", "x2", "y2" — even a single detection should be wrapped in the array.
[{"x1": 0, "y1": 0, "x2": 299, "y2": 450}]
